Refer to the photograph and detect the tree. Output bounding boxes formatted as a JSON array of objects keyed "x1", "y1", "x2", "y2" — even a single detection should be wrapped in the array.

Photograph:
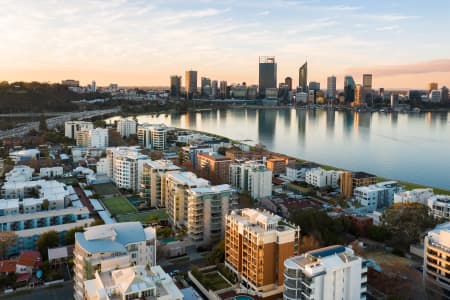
[
  {"x1": 91, "y1": 219, "x2": 105, "y2": 226},
  {"x1": 206, "y1": 240, "x2": 225, "y2": 265},
  {"x1": 42, "y1": 199, "x2": 50, "y2": 210},
  {"x1": 299, "y1": 235, "x2": 321, "y2": 254},
  {"x1": 0, "y1": 231, "x2": 18, "y2": 259},
  {"x1": 39, "y1": 114, "x2": 48, "y2": 132},
  {"x1": 64, "y1": 226, "x2": 84, "y2": 245},
  {"x1": 37, "y1": 230, "x2": 59, "y2": 260}
]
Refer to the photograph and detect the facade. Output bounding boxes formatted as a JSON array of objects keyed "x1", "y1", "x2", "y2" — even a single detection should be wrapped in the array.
[
  {"x1": 298, "y1": 62, "x2": 308, "y2": 92},
  {"x1": 285, "y1": 162, "x2": 319, "y2": 182},
  {"x1": 394, "y1": 188, "x2": 434, "y2": 205},
  {"x1": 340, "y1": 171, "x2": 377, "y2": 199},
  {"x1": 219, "y1": 80, "x2": 228, "y2": 98},
  {"x1": 259, "y1": 56, "x2": 277, "y2": 98},
  {"x1": 197, "y1": 152, "x2": 232, "y2": 184},
  {"x1": 5, "y1": 165, "x2": 34, "y2": 182},
  {"x1": 284, "y1": 77, "x2": 293, "y2": 91},
  {"x1": 182, "y1": 145, "x2": 214, "y2": 169},
  {"x1": 441, "y1": 86, "x2": 449, "y2": 103},
  {"x1": 137, "y1": 123, "x2": 168, "y2": 150},
  {"x1": 428, "y1": 82, "x2": 438, "y2": 92},
  {"x1": 428, "y1": 195, "x2": 450, "y2": 220},
  {"x1": 354, "y1": 181, "x2": 402, "y2": 211},
  {"x1": 266, "y1": 158, "x2": 286, "y2": 176},
  {"x1": 305, "y1": 168, "x2": 341, "y2": 188},
  {"x1": 326, "y1": 75, "x2": 336, "y2": 100},
  {"x1": 170, "y1": 75, "x2": 182, "y2": 97},
  {"x1": 344, "y1": 76, "x2": 355, "y2": 103},
  {"x1": 9, "y1": 149, "x2": 40, "y2": 163},
  {"x1": 140, "y1": 160, "x2": 181, "y2": 208},
  {"x1": 73, "y1": 222, "x2": 157, "y2": 300},
  {"x1": 83, "y1": 265, "x2": 183, "y2": 300},
  {"x1": 64, "y1": 121, "x2": 93, "y2": 139},
  {"x1": 117, "y1": 118, "x2": 137, "y2": 138},
  {"x1": 363, "y1": 74, "x2": 372, "y2": 90},
  {"x1": 225, "y1": 209, "x2": 300, "y2": 298},
  {"x1": 354, "y1": 84, "x2": 364, "y2": 106},
  {"x1": 283, "y1": 245, "x2": 367, "y2": 300},
  {"x1": 185, "y1": 70, "x2": 198, "y2": 97},
  {"x1": 430, "y1": 90, "x2": 442, "y2": 103},
  {"x1": 308, "y1": 81, "x2": 320, "y2": 91},
  {"x1": 229, "y1": 161, "x2": 272, "y2": 200},
  {"x1": 76, "y1": 128, "x2": 109, "y2": 148},
  {"x1": 424, "y1": 223, "x2": 450, "y2": 299},
  {"x1": 39, "y1": 166, "x2": 63, "y2": 179}
]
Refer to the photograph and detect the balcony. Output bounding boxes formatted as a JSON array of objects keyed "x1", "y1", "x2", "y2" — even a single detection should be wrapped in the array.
[
  {"x1": 284, "y1": 269, "x2": 299, "y2": 279},
  {"x1": 284, "y1": 279, "x2": 300, "y2": 289}
]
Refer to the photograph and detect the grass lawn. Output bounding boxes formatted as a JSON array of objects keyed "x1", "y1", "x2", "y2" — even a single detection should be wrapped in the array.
[
  {"x1": 115, "y1": 209, "x2": 168, "y2": 223},
  {"x1": 200, "y1": 271, "x2": 231, "y2": 291},
  {"x1": 57, "y1": 177, "x2": 79, "y2": 185},
  {"x1": 101, "y1": 196, "x2": 136, "y2": 215},
  {"x1": 93, "y1": 183, "x2": 120, "y2": 197}
]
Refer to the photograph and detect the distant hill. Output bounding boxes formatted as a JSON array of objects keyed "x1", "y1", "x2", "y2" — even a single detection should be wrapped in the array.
[{"x1": 0, "y1": 81, "x2": 90, "y2": 113}]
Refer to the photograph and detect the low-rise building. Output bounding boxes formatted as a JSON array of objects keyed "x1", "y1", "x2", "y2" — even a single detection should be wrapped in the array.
[
  {"x1": 428, "y1": 195, "x2": 450, "y2": 220},
  {"x1": 83, "y1": 265, "x2": 183, "y2": 300},
  {"x1": 394, "y1": 188, "x2": 434, "y2": 205},
  {"x1": 137, "y1": 123, "x2": 168, "y2": 150},
  {"x1": 74, "y1": 222, "x2": 157, "y2": 300},
  {"x1": 266, "y1": 158, "x2": 286, "y2": 176},
  {"x1": 354, "y1": 181, "x2": 402, "y2": 211},
  {"x1": 39, "y1": 166, "x2": 64, "y2": 179},
  {"x1": 283, "y1": 245, "x2": 367, "y2": 300},
  {"x1": 182, "y1": 145, "x2": 213, "y2": 169},
  {"x1": 197, "y1": 152, "x2": 232, "y2": 184},
  {"x1": 9, "y1": 149, "x2": 40, "y2": 163},
  {"x1": 305, "y1": 168, "x2": 341, "y2": 188},
  {"x1": 5, "y1": 165, "x2": 34, "y2": 182},
  {"x1": 424, "y1": 223, "x2": 450, "y2": 299},
  {"x1": 285, "y1": 162, "x2": 320, "y2": 182},
  {"x1": 225, "y1": 209, "x2": 300, "y2": 298},
  {"x1": 340, "y1": 171, "x2": 377, "y2": 199}
]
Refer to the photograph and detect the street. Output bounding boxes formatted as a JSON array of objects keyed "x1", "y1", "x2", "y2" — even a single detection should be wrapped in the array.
[{"x1": 0, "y1": 281, "x2": 73, "y2": 300}]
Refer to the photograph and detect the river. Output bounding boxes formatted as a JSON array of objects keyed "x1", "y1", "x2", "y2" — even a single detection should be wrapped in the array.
[{"x1": 107, "y1": 108, "x2": 450, "y2": 189}]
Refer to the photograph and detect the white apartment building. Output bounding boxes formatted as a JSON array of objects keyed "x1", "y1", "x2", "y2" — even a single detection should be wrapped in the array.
[
  {"x1": 65, "y1": 121, "x2": 93, "y2": 139},
  {"x1": 354, "y1": 181, "x2": 402, "y2": 212},
  {"x1": 394, "y1": 188, "x2": 434, "y2": 205},
  {"x1": 96, "y1": 157, "x2": 112, "y2": 178},
  {"x1": 76, "y1": 128, "x2": 109, "y2": 148},
  {"x1": 137, "y1": 123, "x2": 168, "y2": 150},
  {"x1": 423, "y1": 223, "x2": 450, "y2": 299},
  {"x1": 5, "y1": 165, "x2": 34, "y2": 182},
  {"x1": 83, "y1": 265, "x2": 183, "y2": 300},
  {"x1": 285, "y1": 162, "x2": 320, "y2": 182},
  {"x1": 117, "y1": 118, "x2": 137, "y2": 138},
  {"x1": 305, "y1": 168, "x2": 341, "y2": 188},
  {"x1": 229, "y1": 161, "x2": 272, "y2": 200},
  {"x1": 39, "y1": 166, "x2": 64, "y2": 178},
  {"x1": 101, "y1": 147, "x2": 151, "y2": 192},
  {"x1": 283, "y1": 245, "x2": 367, "y2": 300},
  {"x1": 140, "y1": 160, "x2": 181, "y2": 208},
  {"x1": 9, "y1": 149, "x2": 40, "y2": 163},
  {"x1": 428, "y1": 195, "x2": 450, "y2": 220},
  {"x1": 73, "y1": 222, "x2": 157, "y2": 300}
]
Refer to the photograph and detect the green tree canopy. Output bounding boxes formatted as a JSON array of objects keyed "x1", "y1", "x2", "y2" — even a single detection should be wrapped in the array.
[
  {"x1": 64, "y1": 226, "x2": 84, "y2": 245},
  {"x1": 37, "y1": 230, "x2": 59, "y2": 260}
]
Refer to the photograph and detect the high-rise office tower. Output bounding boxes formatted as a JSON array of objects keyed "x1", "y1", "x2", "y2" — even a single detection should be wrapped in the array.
[
  {"x1": 308, "y1": 81, "x2": 320, "y2": 91},
  {"x1": 211, "y1": 80, "x2": 218, "y2": 99},
  {"x1": 201, "y1": 77, "x2": 211, "y2": 97},
  {"x1": 259, "y1": 56, "x2": 277, "y2": 98},
  {"x1": 363, "y1": 74, "x2": 372, "y2": 90},
  {"x1": 170, "y1": 75, "x2": 181, "y2": 97},
  {"x1": 298, "y1": 62, "x2": 308, "y2": 92},
  {"x1": 428, "y1": 82, "x2": 438, "y2": 92},
  {"x1": 219, "y1": 80, "x2": 228, "y2": 99},
  {"x1": 354, "y1": 84, "x2": 363, "y2": 106},
  {"x1": 327, "y1": 75, "x2": 337, "y2": 100},
  {"x1": 344, "y1": 75, "x2": 355, "y2": 103},
  {"x1": 185, "y1": 70, "x2": 198, "y2": 98},
  {"x1": 284, "y1": 76, "x2": 293, "y2": 91},
  {"x1": 442, "y1": 86, "x2": 449, "y2": 104}
]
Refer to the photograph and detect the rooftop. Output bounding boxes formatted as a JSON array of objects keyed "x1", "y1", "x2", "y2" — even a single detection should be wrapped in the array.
[
  {"x1": 353, "y1": 171, "x2": 377, "y2": 179},
  {"x1": 167, "y1": 172, "x2": 210, "y2": 187},
  {"x1": 145, "y1": 160, "x2": 181, "y2": 171},
  {"x1": 189, "y1": 184, "x2": 233, "y2": 196}
]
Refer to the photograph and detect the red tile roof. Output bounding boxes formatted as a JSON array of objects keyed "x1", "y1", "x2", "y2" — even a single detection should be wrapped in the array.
[
  {"x1": 0, "y1": 260, "x2": 17, "y2": 273},
  {"x1": 17, "y1": 250, "x2": 42, "y2": 269}
]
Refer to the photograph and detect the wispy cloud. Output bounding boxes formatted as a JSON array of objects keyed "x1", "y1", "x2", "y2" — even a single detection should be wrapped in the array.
[{"x1": 347, "y1": 59, "x2": 450, "y2": 77}]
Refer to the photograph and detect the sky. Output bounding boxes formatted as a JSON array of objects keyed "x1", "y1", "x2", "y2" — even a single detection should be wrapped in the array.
[{"x1": 1, "y1": 0, "x2": 450, "y2": 89}]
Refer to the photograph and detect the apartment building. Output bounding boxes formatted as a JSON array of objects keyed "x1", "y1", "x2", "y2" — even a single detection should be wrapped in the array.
[
  {"x1": 83, "y1": 265, "x2": 183, "y2": 300},
  {"x1": 340, "y1": 171, "x2": 377, "y2": 199},
  {"x1": 39, "y1": 166, "x2": 63, "y2": 179},
  {"x1": 182, "y1": 145, "x2": 214, "y2": 169},
  {"x1": 101, "y1": 147, "x2": 151, "y2": 192},
  {"x1": 428, "y1": 195, "x2": 450, "y2": 220},
  {"x1": 225, "y1": 209, "x2": 300, "y2": 298},
  {"x1": 64, "y1": 121, "x2": 93, "y2": 139},
  {"x1": 137, "y1": 123, "x2": 168, "y2": 150},
  {"x1": 117, "y1": 118, "x2": 137, "y2": 138},
  {"x1": 354, "y1": 181, "x2": 402, "y2": 211},
  {"x1": 394, "y1": 188, "x2": 434, "y2": 205},
  {"x1": 285, "y1": 162, "x2": 320, "y2": 182},
  {"x1": 73, "y1": 222, "x2": 157, "y2": 300},
  {"x1": 283, "y1": 245, "x2": 367, "y2": 300},
  {"x1": 424, "y1": 222, "x2": 450, "y2": 299},
  {"x1": 266, "y1": 158, "x2": 286, "y2": 176},
  {"x1": 5, "y1": 165, "x2": 34, "y2": 182},
  {"x1": 305, "y1": 168, "x2": 341, "y2": 188},
  {"x1": 76, "y1": 128, "x2": 109, "y2": 148},
  {"x1": 229, "y1": 161, "x2": 272, "y2": 200},
  {"x1": 140, "y1": 160, "x2": 181, "y2": 208},
  {"x1": 197, "y1": 152, "x2": 232, "y2": 184}
]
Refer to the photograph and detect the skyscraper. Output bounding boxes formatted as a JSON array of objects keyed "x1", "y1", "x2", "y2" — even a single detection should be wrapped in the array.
[
  {"x1": 284, "y1": 76, "x2": 293, "y2": 91},
  {"x1": 428, "y1": 82, "x2": 438, "y2": 92},
  {"x1": 258, "y1": 56, "x2": 277, "y2": 98},
  {"x1": 298, "y1": 62, "x2": 308, "y2": 92},
  {"x1": 327, "y1": 75, "x2": 337, "y2": 100},
  {"x1": 219, "y1": 80, "x2": 228, "y2": 99},
  {"x1": 344, "y1": 75, "x2": 355, "y2": 103},
  {"x1": 170, "y1": 75, "x2": 181, "y2": 97},
  {"x1": 185, "y1": 70, "x2": 197, "y2": 98},
  {"x1": 201, "y1": 77, "x2": 211, "y2": 97},
  {"x1": 363, "y1": 74, "x2": 372, "y2": 90},
  {"x1": 354, "y1": 84, "x2": 363, "y2": 106}
]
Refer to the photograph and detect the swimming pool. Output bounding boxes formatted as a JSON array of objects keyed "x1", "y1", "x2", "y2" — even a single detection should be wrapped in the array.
[{"x1": 235, "y1": 296, "x2": 253, "y2": 300}]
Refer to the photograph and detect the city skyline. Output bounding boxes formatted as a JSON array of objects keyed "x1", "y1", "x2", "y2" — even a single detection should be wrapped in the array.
[{"x1": 1, "y1": 0, "x2": 450, "y2": 89}]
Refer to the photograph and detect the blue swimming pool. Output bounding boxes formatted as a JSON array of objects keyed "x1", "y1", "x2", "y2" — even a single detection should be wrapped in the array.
[{"x1": 235, "y1": 296, "x2": 253, "y2": 300}]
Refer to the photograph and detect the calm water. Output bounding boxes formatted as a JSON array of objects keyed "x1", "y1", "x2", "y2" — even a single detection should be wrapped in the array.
[{"x1": 107, "y1": 108, "x2": 450, "y2": 189}]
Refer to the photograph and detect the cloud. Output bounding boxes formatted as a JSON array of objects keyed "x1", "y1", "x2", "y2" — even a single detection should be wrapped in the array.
[
  {"x1": 376, "y1": 25, "x2": 401, "y2": 32},
  {"x1": 346, "y1": 59, "x2": 450, "y2": 77},
  {"x1": 360, "y1": 13, "x2": 420, "y2": 21},
  {"x1": 257, "y1": 10, "x2": 270, "y2": 16}
]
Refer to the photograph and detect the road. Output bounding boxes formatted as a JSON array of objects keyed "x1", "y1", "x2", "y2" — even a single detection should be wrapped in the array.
[
  {"x1": 0, "y1": 281, "x2": 73, "y2": 300},
  {"x1": 0, "y1": 107, "x2": 120, "y2": 139}
]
